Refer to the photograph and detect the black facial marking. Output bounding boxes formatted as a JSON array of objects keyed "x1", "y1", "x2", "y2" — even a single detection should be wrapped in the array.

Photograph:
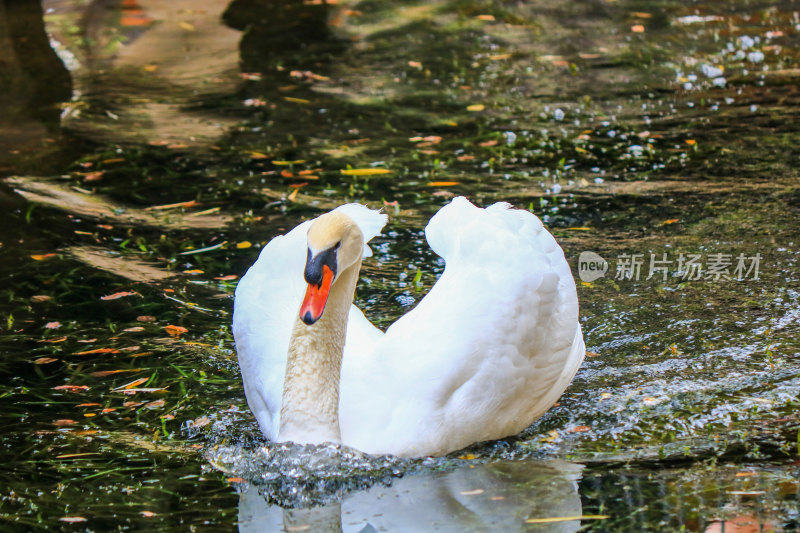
[{"x1": 304, "y1": 245, "x2": 338, "y2": 286}]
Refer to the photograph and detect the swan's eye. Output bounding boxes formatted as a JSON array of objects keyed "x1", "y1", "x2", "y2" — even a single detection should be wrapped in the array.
[{"x1": 333, "y1": 241, "x2": 341, "y2": 250}]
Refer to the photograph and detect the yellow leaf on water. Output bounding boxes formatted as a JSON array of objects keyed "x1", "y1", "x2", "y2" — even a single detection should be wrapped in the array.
[
  {"x1": 31, "y1": 253, "x2": 57, "y2": 261},
  {"x1": 525, "y1": 515, "x2": 609, "y2": 524},
  {"x1": 567, "y1": 227, "x2": 592, "y2": 231},
  {"x1": 283, "y1": 96, "x2": 311, "y2": 104},
  {"x1": 236, "y1": 241, "x2": 252, "y2": 249},
  {"x1": 179, "y1": 21, "x2": 195, "y2": 31},
  {"x1": 458, "y1": 453, "x2": 478, "y2": 460},
  {"x1": 427, "y1": 181, "x2": 460, "y2": 186},
  {"x1": 340, "y1": 168, "x2": 392, "y2": 176},
  {"x1": 539, "y1": 429, "x2": 560, "y2": 443},
  {"x1": 661, "y1": 219, "x2": 679, "y2": 225},
  {"x1": 466, "y1": 104, "x2": 485, "y2": 112},
  {"x1": 288, "y1": 188, "x2": 300, "y2": 202},
  {"x1": 272, "y1": 160, "x2": 306, "y2": 165}
]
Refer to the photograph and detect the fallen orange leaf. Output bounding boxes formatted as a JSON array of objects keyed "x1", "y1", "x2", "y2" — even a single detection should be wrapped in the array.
[
  {"x1": 567, "y1": 425, "x2": 591, "y2": 433},
  {"x1": 115, "y1": 377, "x2": 149, "y2": 390},
  {"x1": 34, "y1": 357, "x2": 59, "y2": 364},
  {"x1": 227, "y1": 477, "x2": 245, "y2": 483},
  {"x1": 214, "y1": 275, "x2": 238, "y2": 281},
  {"x1": 84, "y1": 171, "x2": 104, "y2": 182},
  {"x1": 427, "y1": 181, "x2": 460, "y2": 186},
  {"x1": 100, "y1": 291, "x2": 140, "y2": 301},
  {"x1": 145, "y1": 200, "x2": 198, "y2": 211},
  {"x1": 165, "y1": 325, "x2": 188, "y2": 337},
  {"x1": 31, "y1": 253, "x2": 57, "y2": 261},
  {"x1": 90, "y1": 369, "x2": 142, "y2": 377},
  {"x1": 74, "y1": 348, "x2": 120, "y2": 355},
  {"x1": 39, "y1": 336, "x2": 67, "y2": 343},
  {"x1": 53, "y1": 385, "x2": 90, "y2": 392}
]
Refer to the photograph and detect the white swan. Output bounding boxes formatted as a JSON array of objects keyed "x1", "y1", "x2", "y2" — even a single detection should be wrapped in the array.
[{"x1": 233, "y1": 197, "x2": 584, "y2": 457}]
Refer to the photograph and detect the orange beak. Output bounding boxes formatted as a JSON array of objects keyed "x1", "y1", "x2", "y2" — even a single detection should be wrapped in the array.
[{"x1": 299, "y1": 264, "x2": 334, "y2": 325}]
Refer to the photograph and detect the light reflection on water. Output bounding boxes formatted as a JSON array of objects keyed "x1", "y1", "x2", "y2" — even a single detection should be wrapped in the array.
[{"x1": 237, "y1": 460, "x2": 584, "y2": 533}]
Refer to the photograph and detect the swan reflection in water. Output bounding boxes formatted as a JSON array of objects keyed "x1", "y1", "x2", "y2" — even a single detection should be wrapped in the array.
[{"x1": 238, "y1": 460, "x2": 583, "y2": 532}]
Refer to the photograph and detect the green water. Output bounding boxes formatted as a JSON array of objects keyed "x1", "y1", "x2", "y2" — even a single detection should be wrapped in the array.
[{"x1": 1, "y1": 0, "x2": 799, "y2": 530}]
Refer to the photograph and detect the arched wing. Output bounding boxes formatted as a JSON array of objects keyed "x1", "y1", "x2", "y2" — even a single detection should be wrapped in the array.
[{"x1": 340, "y1": 198, "x2": 584, "y2": 456}]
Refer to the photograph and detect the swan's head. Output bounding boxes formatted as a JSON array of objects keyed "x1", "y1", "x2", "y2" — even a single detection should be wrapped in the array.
[{"x1": 299, "y1": 211, "x2": 364, "y2": 325}]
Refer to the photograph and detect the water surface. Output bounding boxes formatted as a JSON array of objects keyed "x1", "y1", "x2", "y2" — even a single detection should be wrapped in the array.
[{"x1": 1, "y1": 0, "x2": 799, "y2": 530}]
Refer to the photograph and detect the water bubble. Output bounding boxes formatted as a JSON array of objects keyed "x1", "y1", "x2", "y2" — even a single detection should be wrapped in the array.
[
  {"x1": 747, "y1": 51, "x2": 765, "y2": 63},
  {"x1": 701, "y1": 65, "x2": 723, "y2": 78},
  {"x1": 553, "y1": 108, "x2": 565, "y2": 121},
  {"x1": 503, "y1": 131, "x2": 517, "y2": 145},
  {"x1": 738, "y1": 35, "x2": 755, "y2": 49}
]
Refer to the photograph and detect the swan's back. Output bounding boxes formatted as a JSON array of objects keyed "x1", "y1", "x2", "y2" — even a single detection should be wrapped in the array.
[{"x1": 340, "y1": 197, "x2": 584, "y2": 456}]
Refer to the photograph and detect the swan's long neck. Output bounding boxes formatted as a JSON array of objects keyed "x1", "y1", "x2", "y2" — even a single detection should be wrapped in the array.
[{"x1": 278, "y1": 260, "x2": 361, "y2": 444}]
